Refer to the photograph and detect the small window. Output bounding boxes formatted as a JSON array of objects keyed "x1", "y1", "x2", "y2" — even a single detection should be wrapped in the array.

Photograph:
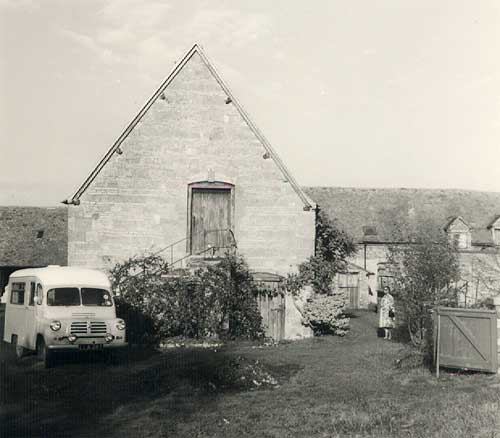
[
  {"x1": 363, "y1": 226, "x2": 377, "y2": 236},
  {"x1": 10, "y1": 282, "x2": 26, "y2": 305},
  {"x1": 36, "y1": 230, "x2": 44, "y2": 239},
  {"x1": 29, "y1": 282, "x2": 35, "y2": 306},
  {"x1": 494, "y1": 229, "x2": 500, "y2": 246},
  {"x1": 452, "y1": 233, "x2": 468, "y2": 249}
]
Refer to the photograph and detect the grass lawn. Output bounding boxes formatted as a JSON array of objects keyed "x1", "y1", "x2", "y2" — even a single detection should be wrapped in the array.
[{"x1": 1, "y1": 310, "x2": 500, "y2": 438}]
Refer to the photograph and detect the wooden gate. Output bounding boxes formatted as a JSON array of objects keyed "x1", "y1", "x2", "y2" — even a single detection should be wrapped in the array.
[
  {"x1": 252, "y1": 272, "x2": 285, "y2": 341},
  {"x1": 435, "y1": 307, "x2": 498, "y2": 373},
  {"x1": 338, "y1": 272, "x2": 360, "y2": 309}
]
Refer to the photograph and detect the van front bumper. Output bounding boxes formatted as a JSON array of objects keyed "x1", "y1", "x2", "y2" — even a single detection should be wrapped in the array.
[{"x1": 47, "y1": 342, "x2": 128, "y2": 352}]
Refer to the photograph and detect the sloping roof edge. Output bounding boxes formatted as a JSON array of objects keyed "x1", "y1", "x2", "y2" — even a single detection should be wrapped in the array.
[
  {"x1": 63, "y1": 43, "x2": 314, "y2": 210},
  {"x1": 444, "y1": 216, "x2": 471, "y2": 232},
  {"x1": 487, "y1": 215, "x2": 500, "y2": 229}
]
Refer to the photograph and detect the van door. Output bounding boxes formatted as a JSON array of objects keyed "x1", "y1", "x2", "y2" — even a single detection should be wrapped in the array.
[
  {"x1": 8, "y1": 280, "x2": 27, "y2": 345},
  {"x1": 24, "y1": 281, "x2": 37, "y2": 350}
]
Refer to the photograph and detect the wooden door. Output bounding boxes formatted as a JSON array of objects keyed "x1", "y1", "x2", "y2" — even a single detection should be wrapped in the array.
[
  {"x1": 191, "y1": 188, "x2": 231, "y2": 254},
  {"x1": 257, "y1": 293, "x2": 285, "y2": 341},
  {"x1": 338, "y1": 273, "x2": 360, "y2": 309}
]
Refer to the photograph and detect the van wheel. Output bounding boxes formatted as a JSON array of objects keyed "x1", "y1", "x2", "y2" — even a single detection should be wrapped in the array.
[
  {"x1": 36, "y1": 337, "x2": 52, "y2": 368},
  {"x1": 12, "y1": 335, "x2": 25, "y2": 359}
]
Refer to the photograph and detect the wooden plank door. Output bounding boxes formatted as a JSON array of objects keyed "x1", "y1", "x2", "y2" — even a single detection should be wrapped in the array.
[
  {"x1": 191, "y1": 188, "x2": 231, "y2": 254},
  {"x1": 257, "y1": 292, "x2": 285, "y2": 341}
]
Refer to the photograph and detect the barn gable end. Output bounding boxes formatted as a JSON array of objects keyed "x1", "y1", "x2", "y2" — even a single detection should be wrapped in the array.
[{"x1": 66, "y1": 44, "x2": 316, "y2": 277}]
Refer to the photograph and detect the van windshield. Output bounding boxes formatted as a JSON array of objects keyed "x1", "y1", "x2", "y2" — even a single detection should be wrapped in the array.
[
  {"x1": 81, "y1": 288, "x2": 113, "y2": 306},
  {"x1": 47, "y1": 288, "x2": 80, "y2": 306},
  {"x1": 46, "y1": 288, "x2": 113, "y2": 307}
]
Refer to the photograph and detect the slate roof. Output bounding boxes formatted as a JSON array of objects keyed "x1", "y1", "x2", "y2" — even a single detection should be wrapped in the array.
[
  {"x1": 0, "y1": 207, "x2": 68, "y2": 266},
  {"x1": 303, "y1": 187, "x2": 500, "y2": 246}
]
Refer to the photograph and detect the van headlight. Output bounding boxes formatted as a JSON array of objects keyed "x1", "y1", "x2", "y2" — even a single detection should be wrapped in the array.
[
  {"x1": 116, "y1": 320, "x2": 126, "y2": 331},
  {"x1": 68, "y1": 334, "x2": 77, "y2": 343},
  {"x1": 50, "y1": 321, "x2": 62, "y2": 331},
  {"x1": 105, "y1": 334, "x2": 114, "y2": 343}
]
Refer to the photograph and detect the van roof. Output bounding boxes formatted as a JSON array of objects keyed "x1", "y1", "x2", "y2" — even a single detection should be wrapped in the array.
[{"x1": 9, "y1": 266, "x2": 111, "y2": 288}]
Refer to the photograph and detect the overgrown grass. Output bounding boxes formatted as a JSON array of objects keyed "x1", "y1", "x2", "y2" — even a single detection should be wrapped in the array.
[{"x1": 2, "y1": 311, "x2": 500, "y2": 438}]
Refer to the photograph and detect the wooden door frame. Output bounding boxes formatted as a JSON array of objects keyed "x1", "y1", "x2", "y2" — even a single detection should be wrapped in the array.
[{"x1": 186, "y1": 181, "x2": 235, "y2": 254}]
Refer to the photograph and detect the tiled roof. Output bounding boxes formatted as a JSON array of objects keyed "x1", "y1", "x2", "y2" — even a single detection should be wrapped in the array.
[
  {"x1": 304, "y1": 187, "x2": 500, "y2": 246},
  {"x1": 0, "y1": 207, "x2": 68, "y2": 266}
]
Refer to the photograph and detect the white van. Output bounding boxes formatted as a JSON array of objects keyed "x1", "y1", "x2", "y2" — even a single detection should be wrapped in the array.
[{"x1": 3, "y1": 266, "x2": 127, "y2": 366}]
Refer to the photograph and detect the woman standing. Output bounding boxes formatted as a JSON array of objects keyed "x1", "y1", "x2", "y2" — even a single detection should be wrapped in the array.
[{"x1": 379, "y1": 286, "x2": 395, "y2": 340}]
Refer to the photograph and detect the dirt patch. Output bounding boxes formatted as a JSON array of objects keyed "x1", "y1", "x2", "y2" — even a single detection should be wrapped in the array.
[{"x1": 174, "y1": 349, "x2": 299, "y2": 393}]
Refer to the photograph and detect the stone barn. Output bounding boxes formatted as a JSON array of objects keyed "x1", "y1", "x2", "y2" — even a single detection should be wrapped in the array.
[
  {"x1": 0, "y1": 206, "x2": 68, "y2": 296},
  {"x1": 64, "y1": 44, "x2": 316, "y2": 339}
]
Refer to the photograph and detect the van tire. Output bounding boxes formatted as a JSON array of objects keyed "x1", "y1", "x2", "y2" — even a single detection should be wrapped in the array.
[
  {"x1": 12, "y1": 335, "x2": 25, "y2": 359},
  {"x1": 36, "y1": 337, "x2": 52, "y2": 368}
]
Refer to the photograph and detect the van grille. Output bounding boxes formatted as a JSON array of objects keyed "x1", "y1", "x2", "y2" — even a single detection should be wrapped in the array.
[
  {"x1": 70, "y1": 321, "x2": 107, "y2": 335},
  {"x1": 90, "y1": 321, "x2": 107, "y2": 334},
  {"x1": 71, "y1": 322, "x2": 88, "y2": 335}
]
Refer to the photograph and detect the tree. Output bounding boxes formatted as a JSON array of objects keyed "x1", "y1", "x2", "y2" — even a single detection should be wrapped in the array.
[{"x1": 386, "y1": 219, "x2": 461, "y2": 347}]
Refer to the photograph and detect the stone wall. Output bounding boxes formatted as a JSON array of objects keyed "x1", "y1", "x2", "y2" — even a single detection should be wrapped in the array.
[
  {"x1": 68, "y1": 52, "x2": 315, "y2": 276},
  {"x1": 0, "y1": 206, "x2": 68, "y2": 267}
]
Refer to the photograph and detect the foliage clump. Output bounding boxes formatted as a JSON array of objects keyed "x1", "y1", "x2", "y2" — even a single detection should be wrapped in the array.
[
  {"x1": 302, "y1": 295, "x2": 350, "y2": 336},
  {"x1": 109, "y1": 252, "x2": 264, "y2": 344},
  {"x1": 284, "y1": 210, "x2": 356, "y2": 335}
]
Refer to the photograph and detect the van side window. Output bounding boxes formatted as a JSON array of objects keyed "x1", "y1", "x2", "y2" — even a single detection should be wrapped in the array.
[
  {"x1": 10, "y1": 282, "x2": 26, "y2": 305},
  {"x1": 29, "y1": 282, "x2": 36, "y2": 306},
  {"x1": 36, "y1": 284, "x2": 43, "y2": 305}
]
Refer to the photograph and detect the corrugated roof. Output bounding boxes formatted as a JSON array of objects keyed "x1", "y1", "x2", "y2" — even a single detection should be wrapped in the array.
[
  {"x1": 0, "y1": 207, "x2": 68, "y2": 266},
  {"x1": 303, "y1": 187, "x2": 500, "y2": 245}
]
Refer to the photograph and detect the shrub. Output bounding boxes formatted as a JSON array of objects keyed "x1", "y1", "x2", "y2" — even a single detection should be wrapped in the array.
[
  {"x1": 283, "y1": 210, "x2": 356, "y2": 335},
  {"x1": 285, "y1": 211, "x2": 356, "y2": 296},
  {"x1": 302, "y1": 294, "x2": 350, "y2": 336},
  {"x1": 109, "y1": 252, "x2": 264, "y2": 344}
]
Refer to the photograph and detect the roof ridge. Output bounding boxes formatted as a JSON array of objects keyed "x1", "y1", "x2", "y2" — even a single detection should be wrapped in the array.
[{"x1": 304, "y1": 186, "x2": 500, "y2": 194}]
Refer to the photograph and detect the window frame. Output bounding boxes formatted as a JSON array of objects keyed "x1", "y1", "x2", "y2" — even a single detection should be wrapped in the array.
[{"x1": 10, "y1": 282, "x2": 26, "y2": 305}]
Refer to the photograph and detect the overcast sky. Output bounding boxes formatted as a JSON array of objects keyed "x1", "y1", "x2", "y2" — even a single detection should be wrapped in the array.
[{"x1": 1, "y1": 0, "x2": 499, "y2": 206}]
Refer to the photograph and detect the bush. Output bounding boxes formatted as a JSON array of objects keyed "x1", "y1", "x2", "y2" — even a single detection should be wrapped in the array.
[
  {"x1": 302, "y1": 294, "x2": 350, "y2": 336},
  {"x1": 109, "y1": 252, "x2": 264, "y2": 344},
  {"x1": 283, "y1": 210, "x2": 356, "y2": 336}
]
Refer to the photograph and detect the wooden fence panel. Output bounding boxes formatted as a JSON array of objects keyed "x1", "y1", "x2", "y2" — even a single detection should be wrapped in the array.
[{"x1": 436, "y1": 307, "x2": 498, "y2": 373}]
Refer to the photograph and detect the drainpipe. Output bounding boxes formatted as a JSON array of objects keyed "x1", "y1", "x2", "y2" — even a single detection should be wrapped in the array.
[{"x1": 364, "y1": 243, "x2": 367, "y2": 271}]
